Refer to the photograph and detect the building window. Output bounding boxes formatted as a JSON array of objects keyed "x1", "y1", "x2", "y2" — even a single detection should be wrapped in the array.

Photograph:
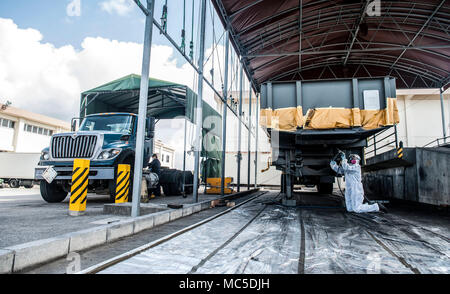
[
  {"x1": 166, "y1": 155, "x2": 170, "y2": 163},
  {"x1": 0, "y1": 118, "x2": 15, "y2": 129},
  {"x1": 23, "y1": 123, "x2": 54, "y2": 136}
]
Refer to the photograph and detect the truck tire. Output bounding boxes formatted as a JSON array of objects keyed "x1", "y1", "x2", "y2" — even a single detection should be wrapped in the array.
[
  {"x1": 317, "y1": 183, "x2": 333, "y2": 195},
  {"x1": 9, "y1": 179, "x2": 19, "y2": 188},
  {"x1": 40, "y1": 181, "x2": 68, "y2": 203},
  {"x1": 182, "y1": 171, "x2": 194, "y2": 194},
  {"x1": 162, "y1": 183, "x2": 172, "y2": 196}
]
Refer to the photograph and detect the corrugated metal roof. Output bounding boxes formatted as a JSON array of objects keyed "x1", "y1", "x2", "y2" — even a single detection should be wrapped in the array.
[{"x1": 212, "y1": 0, "x2": 450, "y2": 90}]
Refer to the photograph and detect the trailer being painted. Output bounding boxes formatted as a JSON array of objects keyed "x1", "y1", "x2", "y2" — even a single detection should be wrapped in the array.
[{"x1": 259, "y1": 77, "x2": 399, "y2": 197}]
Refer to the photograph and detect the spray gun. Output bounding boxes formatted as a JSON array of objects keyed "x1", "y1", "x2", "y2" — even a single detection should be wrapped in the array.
[{"x1": 332, "y1": 149, "x2": 346, "y2": 168}]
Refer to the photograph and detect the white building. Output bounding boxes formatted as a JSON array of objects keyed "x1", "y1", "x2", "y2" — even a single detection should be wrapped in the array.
[
  {"x1": 153, "y1": 139, "x2": 176, "y2": 168},
  {"x1": 0, "y1": 104, "x2": 71, "y2": 153}
]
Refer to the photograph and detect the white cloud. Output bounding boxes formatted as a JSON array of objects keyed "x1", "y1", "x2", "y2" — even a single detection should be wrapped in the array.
[
  {"x1": 100, "y1": 0, "x2": 135, "y2": 16},
  {"x1": 66, "y1": 0, "x2": 81, "y2": 17},
  {"x1": 0, "y1": 18, "x2": 242, "y2": 166},
  {"x1": 0, "y1": 17, "x2": 195, "y2": 122}
]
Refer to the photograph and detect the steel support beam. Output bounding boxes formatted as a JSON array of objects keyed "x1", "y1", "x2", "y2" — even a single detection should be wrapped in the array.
[
  {"x1": 131, "y1": 0, "x2": 155, "y2": 218},
  {"x1": 220, "y1": 28, "x2": 230, "y2": 196},
  {"x1": 149, "y1": 11, "x2": 249, "y2": 132},
  {"x1": 236, "y1": 63, "x2": 244, "y2": 192},
  {"x1": 254, "y1": 93, "x2": 259, "y2": 189},
  {"x1": 389, "y1": 0, "x2": 446, "y2": 70},
  {"x1": 244, "y1": 45, "x2": 450, "y2": 58},
  {"x1": 192, "y1": 0, "x2": 207, "y2": 203},
  {"x1": 440, "y1": 87, "x2": 447, "y2": 142},
  {"x1": 229, "y1": 0, "x2": 264, "y2": 19},
  {"x1": 213, "y1": 0, "x2": 259, "y2": 92},
  {"x1": 343, "y1": 1, "x2": 368, "y2": 66},
  {"x1": 247, "y1": 86, "x2": 252, "y2": 190}
]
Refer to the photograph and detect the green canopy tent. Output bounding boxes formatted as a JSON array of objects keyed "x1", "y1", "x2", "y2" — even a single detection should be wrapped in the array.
[{"x1": 80, "y1": 74, "x2": 222, "y2": 178}]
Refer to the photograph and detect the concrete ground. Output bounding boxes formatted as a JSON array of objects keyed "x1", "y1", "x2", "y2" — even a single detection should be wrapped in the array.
[
  {"x1": 2, "y1": 187, "x2": 449, "y2": 274},
  {"x1": 22, "y1": 190, "x2": 450, "y2": 274},
  {"x1": 0, "y1": 187, "x2": 226, "y2": 248},
  {"x1": 96, "y1": 192, "x2": 450, "y2": 274},
  {"x1": 21, "y1": 192, "x2": 259, "y2": 274}
]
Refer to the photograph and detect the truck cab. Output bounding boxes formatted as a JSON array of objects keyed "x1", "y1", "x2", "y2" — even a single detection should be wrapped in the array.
[{"x1": 35, "y1": 113, "x2": 155, "y2": 203}]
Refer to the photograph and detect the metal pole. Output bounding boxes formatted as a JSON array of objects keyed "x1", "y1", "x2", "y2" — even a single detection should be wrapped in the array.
[
  {"x1": 236, "y1": 63, "x2": 243, "y2": 192},
  {"x1": 220, "y1": 29, "x2": 230, "y2": 196},
  {"x1": 131, "y1": 0, "x2": 155, "y2": 218},
  {"x1": 448, "y1": 88, "x2": 450, "y2": 140},
  {"x1": 254, "y1": 93, "x2": 259, "y2": 188},
  {"x1": 192, "y1": 0, "x2": 207, "y2": 203},
  {"x1": 182, "y1": 117, "x2": 187, "y2": 193},
  {"x1": 440, "y1": 87, "x2": 447, "y2": 142},
  {"x1": 247, "y1": 86, "x2": 252, "y2": 190}
]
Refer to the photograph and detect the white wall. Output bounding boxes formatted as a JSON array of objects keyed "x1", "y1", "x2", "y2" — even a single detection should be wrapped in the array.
[
  {"x1": 14, "y1": 119, "x2": 53, "y2": 153},
  {"x1": 0, "y1": 114, "x2": 17, "y2": 152},
  {"x1": 397, "y1": 95, "x2": 449, "y2": 147},
  {"x1": 0, "y1": 127, "x2": 14, "y2": 151}
]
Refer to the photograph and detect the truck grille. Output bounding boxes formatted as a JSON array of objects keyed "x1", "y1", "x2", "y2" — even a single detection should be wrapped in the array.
[{"x1": 51, "y1": 135, "x2": 97, "y2": 159}]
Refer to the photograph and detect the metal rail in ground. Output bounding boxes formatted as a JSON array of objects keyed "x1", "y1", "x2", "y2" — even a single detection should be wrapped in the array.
[{"x1": 78, "y1": 190, "x2": 267, "y2": 274}]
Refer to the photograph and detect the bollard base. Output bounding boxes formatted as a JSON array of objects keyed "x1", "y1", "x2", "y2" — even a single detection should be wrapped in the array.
[{"x1": 68, "y1": 210, "x2": 86, "y2": 217}]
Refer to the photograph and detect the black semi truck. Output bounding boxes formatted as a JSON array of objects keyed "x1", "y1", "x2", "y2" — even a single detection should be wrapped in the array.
[{"x1": 259, "y1": 77, "x2": 399, "y2": 197}]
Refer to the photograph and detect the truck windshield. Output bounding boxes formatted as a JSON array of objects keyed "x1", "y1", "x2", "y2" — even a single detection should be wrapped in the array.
[{"x1": 80, "y1": 115, "x2": 134, "y2": 134}]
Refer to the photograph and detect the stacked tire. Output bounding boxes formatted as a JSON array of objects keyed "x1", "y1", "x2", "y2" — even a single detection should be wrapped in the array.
[{"x1": 160, "y1": 169, "x2": 194, "y2": 196}]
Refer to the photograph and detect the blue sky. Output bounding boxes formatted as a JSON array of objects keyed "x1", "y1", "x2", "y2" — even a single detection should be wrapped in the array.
[{"x1": 0, "y1": 0, "x2": 200, "y2": 55}]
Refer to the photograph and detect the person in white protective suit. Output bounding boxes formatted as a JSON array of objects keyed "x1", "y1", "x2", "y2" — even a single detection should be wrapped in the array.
[{"x1": 330, "y1": 153, "x2": 381, "y2": 213}]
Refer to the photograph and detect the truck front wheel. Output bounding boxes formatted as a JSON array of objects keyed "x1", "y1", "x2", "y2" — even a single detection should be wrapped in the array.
[{"x1": 40, "y1": 181, "x2": 68, "y2": 203}]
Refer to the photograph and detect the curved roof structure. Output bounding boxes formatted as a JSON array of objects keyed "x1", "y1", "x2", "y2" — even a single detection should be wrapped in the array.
[{"x1": 213, "y1": 0, "x2": 450, "y2": 91}]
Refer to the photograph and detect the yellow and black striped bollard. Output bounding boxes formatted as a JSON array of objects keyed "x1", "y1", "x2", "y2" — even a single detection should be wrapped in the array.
[
  {"x1": 115, "y1": 164, "x2": 130, "y2": 203},
  {"x1": 69, "y1": 159, "x2": 90, "y2": 216},
  {"x1": 397, "y1": 146, "x2": 403, "y2": 159}
]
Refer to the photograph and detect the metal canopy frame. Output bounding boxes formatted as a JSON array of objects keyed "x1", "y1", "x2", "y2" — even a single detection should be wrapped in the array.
[
  {"x1": 80, "y1": 85, "x2": 191, "y2": 120},
  {"x1": 212, "y1": 0, "x2": 450, "y2": 90}
]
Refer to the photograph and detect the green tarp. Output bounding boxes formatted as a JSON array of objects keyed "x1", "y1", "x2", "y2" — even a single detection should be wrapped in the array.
[{"x1": 80, "y1": 74, "x2": 222, "y2": 178}]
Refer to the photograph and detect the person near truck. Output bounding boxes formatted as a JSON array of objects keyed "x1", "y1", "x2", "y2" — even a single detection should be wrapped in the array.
[
  {"x1": 148, "y1": 154, "x2": 161, "y2": 196},
  {"x1": 330, "y1": 153, "x2": 386, "y2": 213}
]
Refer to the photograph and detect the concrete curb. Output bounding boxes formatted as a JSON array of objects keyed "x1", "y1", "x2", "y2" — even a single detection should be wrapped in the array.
[
  {"x1": 0, "y1": 249, "x2": 14, "y2": 274},
  {"x1": 0, "y1": 188, "x2": 259, "y2": 273}
]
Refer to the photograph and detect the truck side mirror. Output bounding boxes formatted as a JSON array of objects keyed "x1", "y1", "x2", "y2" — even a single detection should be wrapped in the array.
[
  {"x1": 146, "y1": 117, "x2": 155, "y2": 139},
  {"x1": 71, "y1": 118, "x2": 79, "y2": 132}
]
